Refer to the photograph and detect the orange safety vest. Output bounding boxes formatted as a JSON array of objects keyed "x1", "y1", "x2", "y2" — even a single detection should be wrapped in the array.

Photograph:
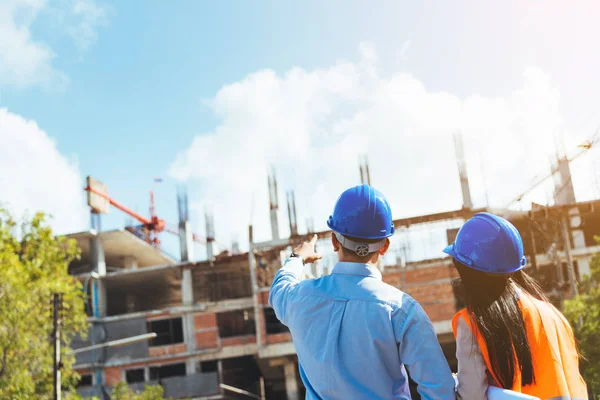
[{"x1": 452, "y1": 294, "x2": 588, "y2": 400}]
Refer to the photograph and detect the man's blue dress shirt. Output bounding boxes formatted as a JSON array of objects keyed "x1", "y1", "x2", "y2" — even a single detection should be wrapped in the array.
[{"x1": 269, "y1": 258, "x2": 455, "y2": 400}]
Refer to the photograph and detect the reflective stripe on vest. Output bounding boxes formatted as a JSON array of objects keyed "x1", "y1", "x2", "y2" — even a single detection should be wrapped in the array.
[{"x1": 452, "y1": 294, "x2": 588, "y2": 400}]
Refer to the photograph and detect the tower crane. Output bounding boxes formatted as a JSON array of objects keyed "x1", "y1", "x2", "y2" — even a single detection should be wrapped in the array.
[
  {"x1": 506, "y1": 127, "x2": 599, "y2": 208},
  {"x1": 84, "y1": 183, "x2": 214, "y2": 250}
]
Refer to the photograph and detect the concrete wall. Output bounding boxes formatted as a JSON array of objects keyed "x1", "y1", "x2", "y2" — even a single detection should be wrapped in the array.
[
  {"x1": 195, "y1": 312, "x2": 219, "y2": 349},
  {"x1": 72, "y1": 318, "x2": 149, "y2": 366},
  {"x1": 105, "y1": 318, "x2": 149, "y2": 362},
  {"x1": 384, "y1": 260, "x2": 458, "y2": 323},
  {"x1": 102, "y1": 373, "x2": 219, "y2": 399},
  {"x1": 72, "y1": 325, "x2": 103, "y2": 365},
  {"x1": 162, "y1": 372, "x2": 220, "y2": 398}
]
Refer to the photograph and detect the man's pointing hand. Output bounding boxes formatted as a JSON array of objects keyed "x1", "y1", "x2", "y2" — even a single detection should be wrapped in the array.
[{"x1": 293, "y1": 234, "x2": 322, "y2": 264}]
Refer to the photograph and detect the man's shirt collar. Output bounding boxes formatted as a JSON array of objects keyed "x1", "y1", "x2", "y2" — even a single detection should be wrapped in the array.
[{"x1": 331, "y1": 262, "x2": 382, "y2": 280}]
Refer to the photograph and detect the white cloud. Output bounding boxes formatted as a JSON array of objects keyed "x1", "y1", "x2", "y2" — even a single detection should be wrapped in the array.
[
  {"x1": 0, "y1": 0, "x2": 66, "y2": 89},
  {"x1": 0, "y1": 0, "x2": 109, "y2": 89},
  {"x1": 0, "y1": 108, "x2": 87, "y2": 233},
  {"x1": 169, "y1": 43, "x2": 591, "y2": 255},
  {"x1": 399, "y1": 40, "x2": 411, "y2": 61},
  {"x1": 60, "y1": 0, "x2": 110, "y2": 50}
]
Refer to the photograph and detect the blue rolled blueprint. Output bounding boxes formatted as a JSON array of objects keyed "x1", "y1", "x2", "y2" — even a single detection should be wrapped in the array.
[{"x1": 453, "y1": 375, "x2": 541, "y2": 400}]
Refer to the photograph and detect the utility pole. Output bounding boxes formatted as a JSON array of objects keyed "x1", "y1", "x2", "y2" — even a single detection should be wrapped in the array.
[{"x1": 53, "y1": 293, "x2": 62, "y2": 400}]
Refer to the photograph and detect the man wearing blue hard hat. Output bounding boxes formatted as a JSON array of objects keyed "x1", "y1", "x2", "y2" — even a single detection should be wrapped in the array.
[{"x1": 269, "y1": 184, "x2": 455, "y2": 399}]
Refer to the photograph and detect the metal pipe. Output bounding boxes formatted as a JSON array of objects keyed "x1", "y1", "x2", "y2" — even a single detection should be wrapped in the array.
[
  {"x1": 68, "y1": 333, "x2": 157, "y2": 355},
  {"x1": 220, "y1": 384, "x2": 262, "y2": 399},
  {"x1": 260, "y1": 376, "x2": 266, "y2": 400}
]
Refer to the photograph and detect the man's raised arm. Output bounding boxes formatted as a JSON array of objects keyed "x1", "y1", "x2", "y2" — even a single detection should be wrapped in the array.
[{"x1": 269, "y1": 234, "x2": 322, "y2": 326}]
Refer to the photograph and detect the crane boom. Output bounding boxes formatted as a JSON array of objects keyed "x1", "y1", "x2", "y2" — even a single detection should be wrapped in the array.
[
  {"x1": 84, "y1": 185, "x2": 166, "y2": 247},
  {"x1": 84, "y1": 181, "x2": 220, "y2": 251},
  {"x1": 86, "y1": 185, "x2": 153, "y2": 225},
  {"x1": 505, "y1": 130, "x2": 598, "y2": 208}
]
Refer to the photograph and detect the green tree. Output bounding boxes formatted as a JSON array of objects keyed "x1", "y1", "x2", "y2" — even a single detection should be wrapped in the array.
[
  {"x1": 564, "y1": 237, "x2": 600, "y2": 397},
  {"x1": 109, "y1": 383, "x2": 173, "y2": 400},
  {"x1": 0, "y1": 210, "x2": 87, "y2": 398}
]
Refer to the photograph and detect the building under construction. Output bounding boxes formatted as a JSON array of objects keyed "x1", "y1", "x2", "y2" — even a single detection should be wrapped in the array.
[{"x1": 70, "y1": 142, "x2": 600, "y2": 399}]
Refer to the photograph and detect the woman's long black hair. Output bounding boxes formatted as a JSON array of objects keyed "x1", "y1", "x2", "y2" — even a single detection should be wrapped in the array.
[{"x1": 453, "y1": 259, "x2": 549, "y2": 388}]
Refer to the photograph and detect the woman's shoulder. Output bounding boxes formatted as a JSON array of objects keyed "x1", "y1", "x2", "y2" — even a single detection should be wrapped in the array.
[{"x1": 519, "y1": 292, "x2": 574, "y2": 334}]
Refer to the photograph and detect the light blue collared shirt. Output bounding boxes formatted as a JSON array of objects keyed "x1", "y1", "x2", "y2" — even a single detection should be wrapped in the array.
[{"x1": 269, "y1": 258, "x2": 455, "y2": 400}]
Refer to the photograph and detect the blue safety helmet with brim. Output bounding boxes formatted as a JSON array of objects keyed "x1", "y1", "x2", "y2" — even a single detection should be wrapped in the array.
[
  {"x1": 443, "y1": 212, "x2": 527, "y2": 274},
  {"x1": 327, "y1": 184, "x2": 395, "y2": 256}
]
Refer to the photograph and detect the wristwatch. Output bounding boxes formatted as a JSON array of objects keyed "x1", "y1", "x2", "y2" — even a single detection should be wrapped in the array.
[{"x1": 290, "y1": 252, "x2": 305, "y2": 265}]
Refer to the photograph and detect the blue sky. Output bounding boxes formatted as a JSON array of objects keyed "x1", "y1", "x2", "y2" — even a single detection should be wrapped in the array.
[{"x1": 1, "y1": 0, "x2": 600, "y2": 260}]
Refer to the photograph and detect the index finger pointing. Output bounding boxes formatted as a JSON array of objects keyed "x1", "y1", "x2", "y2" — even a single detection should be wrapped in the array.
[{"x1": 310, "y1": 234, "x2": 318, "y2": 245}]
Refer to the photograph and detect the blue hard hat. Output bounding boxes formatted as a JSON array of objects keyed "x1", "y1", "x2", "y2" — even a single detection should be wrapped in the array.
[
  {"x1": 443, "y1": 212, "x2": 527, "y2": 274},
  {"x1": 327, "y1": 184, "x2": 395, "y2": 240}
]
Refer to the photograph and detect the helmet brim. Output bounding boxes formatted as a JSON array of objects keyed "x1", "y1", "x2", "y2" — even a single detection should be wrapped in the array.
[
  {"x1": 443, "y1": 244, "x2": 457, "y2": 258},
  {"x1": 443, "y1": 242, "x2": 527, "y2": 274}
]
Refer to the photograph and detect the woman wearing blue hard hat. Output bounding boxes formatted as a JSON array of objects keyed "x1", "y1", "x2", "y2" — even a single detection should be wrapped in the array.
[{"x1": 445, "y1": 212, "x2": 587, "y2": 400}]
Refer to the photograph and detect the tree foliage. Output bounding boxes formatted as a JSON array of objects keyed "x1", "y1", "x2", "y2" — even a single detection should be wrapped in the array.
[
  {"x1": 564, "y1": 236, "x2": 600, "y2": 397},
  {"x1": 0, "y1": 210, "x2": 87, "y2": 398},
  {"x1": 109, "y1": 383, "x2": 172, "y2": 400}
]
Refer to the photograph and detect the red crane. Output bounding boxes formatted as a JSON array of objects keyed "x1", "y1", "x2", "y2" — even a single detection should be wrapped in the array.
[{"x1": 84, "y1": 185, "x2": 211, "y2": 249}]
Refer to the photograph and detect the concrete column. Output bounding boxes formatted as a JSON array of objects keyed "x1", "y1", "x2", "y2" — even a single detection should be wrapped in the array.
[
  {"x1": 205, "y1": 213, "x2": 215, "y2": 261},
  {"x1": 179, "y1": 220, "x2": 195, "y2": 262},
  {"x1": 90, "y1": 232, "x2": 107, "y2": 317},
  {"x1": 283, "y1": 362, "x2": 300, "y2": 400},
  {"x1": 554, "y1": 158, "x2": 576, "y2": 205},
  {"x1": 185, "y1": 356, "x2": 197, "y2": 376},
  {"x1": 561, "y1": 215, "x2": 578, "y2": 298},
  {"x1": 249, "y1": 226, "x2": 263, "y2": 348},
  {"x1": 270, "y1": 210, "x2": 280, "y2": 240},
  {"x1": 90, "y1": 235, "x2": 106, "y2": 275},
  {"x1": 181, "y1": 267, "x2": 196, "y2": 374},
  {"x1": 91, "y1": 279, "x2": 107, "y2": 317},
  {"x1": 569, "y1": 207, "x2": 591, "y2": 278},
  {"x1": 268, "y1": 171, "x2": 280, "y2": 240},
  {"x1": 181, "y1": 268, "x2": 194, "y2": 305},
  {"x1": 453, "y1": 132, "x2": 473, "y2": 209}
]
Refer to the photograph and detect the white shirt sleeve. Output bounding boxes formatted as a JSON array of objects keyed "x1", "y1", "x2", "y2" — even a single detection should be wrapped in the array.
[{"x1": 455, "y1": 315, "x2": 489, "y2": 400}]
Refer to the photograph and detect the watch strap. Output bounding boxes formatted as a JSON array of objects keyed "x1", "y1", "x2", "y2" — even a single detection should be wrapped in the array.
[{"x1": 290, "y1": 252, "x2": 305, "y2": 265}]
